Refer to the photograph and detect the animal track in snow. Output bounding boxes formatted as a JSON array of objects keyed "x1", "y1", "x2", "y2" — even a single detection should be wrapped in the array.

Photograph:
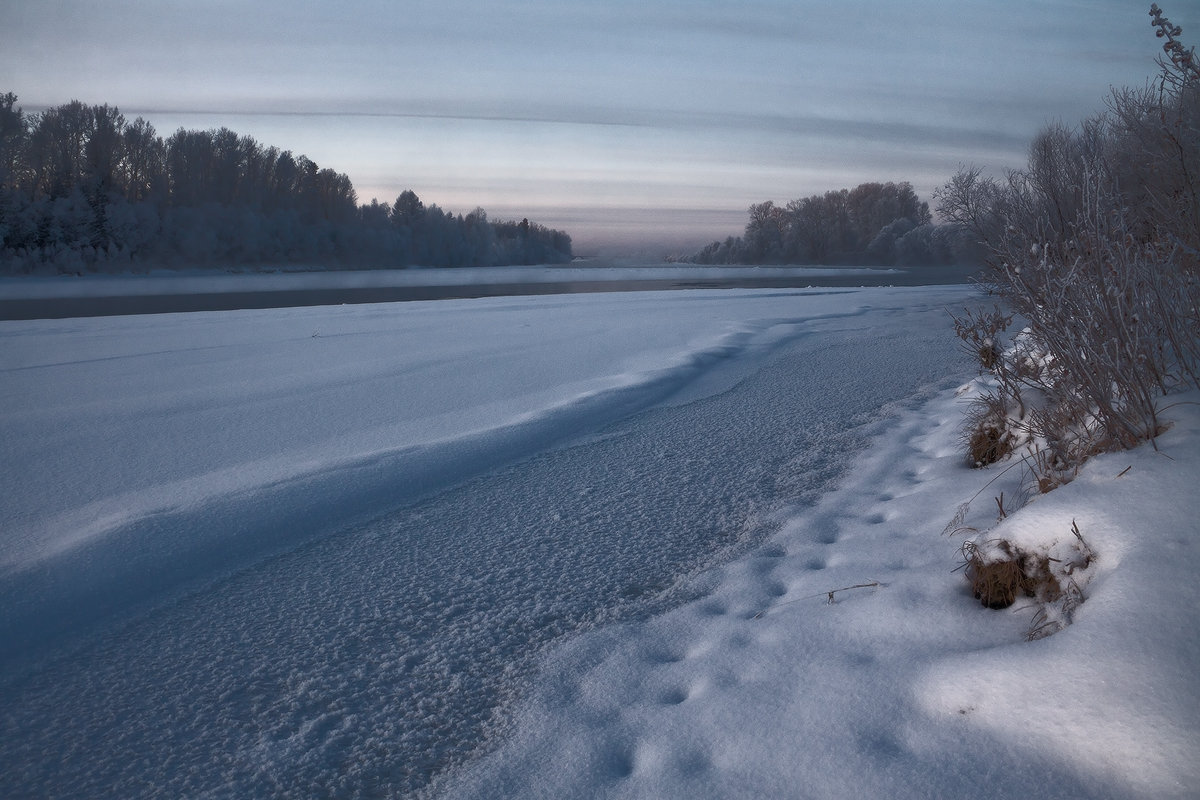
[
  {"x1": 751, "y1": 555, "x2": 781, "y2": 576},
  {"x1": 815, "y1": 520, "x2": 840, "y2": 544},
  {"x1": 658, "y1": 687, "x2": 689, "y2": 705},
  {"x1": 645, "y1": 647, "x2": 686, "y2": 665},
  {"x1": 598, "y1": 744, "x2": 635, "y2": 779}
]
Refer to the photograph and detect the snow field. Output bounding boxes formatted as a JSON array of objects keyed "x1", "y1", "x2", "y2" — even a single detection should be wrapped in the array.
[
  {"x1": 3, "y1": 288, "x2": 860, "y2": 656},
  {"x1": 1, "y1": 282, "x2": 1195, "y2": 798},
  {"x1": 0, "y1": 289, "x2": 855, "y2": 574},
  {"x1": 443, "y1": 380, "x2": 1200, "y2": 799},
  {"x1": 0, "y1": 285, "x2": 972, "y2": 797}
]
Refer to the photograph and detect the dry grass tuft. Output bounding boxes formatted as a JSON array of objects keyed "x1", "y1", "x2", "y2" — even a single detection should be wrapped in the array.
[
  {"x1": 962, "y1": 540, "x2": 1024, "y2": 609},
  {"x1": 1026, "y1": 582, "x2": 1085, "y2": 641},
  {"x1": 961, "y1": 532, "x2": 1089, "y2": 611},
  {"x1": 963, "y1": 393, "x2": 1014, "y2": 468},
  {"x1": 978, "y1": 341, "x2": 1001, "y2": 371},
  {"x1": 960, "y1": 520, "x2": 1097, "y2": 642}
]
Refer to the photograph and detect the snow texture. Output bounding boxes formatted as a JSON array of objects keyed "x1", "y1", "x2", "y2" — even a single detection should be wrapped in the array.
[
  {"x1": 445, "y1": 388, "x2": 1200, "y2": 800},
  {"x1": 1, "y1": 283, "x2": 1197, "y2": 799}
]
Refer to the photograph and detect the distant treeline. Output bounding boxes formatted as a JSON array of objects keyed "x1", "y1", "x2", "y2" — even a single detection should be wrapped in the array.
[
  {"x1": 0, "y1": 93, "x2": 572, "y2": 274},
  {"x1": 681, "y1": 181, "x2": 976, "y2": 266}
]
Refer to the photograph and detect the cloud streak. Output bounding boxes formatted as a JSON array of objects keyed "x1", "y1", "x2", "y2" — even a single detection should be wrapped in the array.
[{"x1": 4, "y1": 0, "x2": 1194, "y2": 253}]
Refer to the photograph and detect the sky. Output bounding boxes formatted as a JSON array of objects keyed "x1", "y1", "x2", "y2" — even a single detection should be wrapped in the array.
[{"x1": 2, "y1": 0, "x2": 1194, "y2": 255}]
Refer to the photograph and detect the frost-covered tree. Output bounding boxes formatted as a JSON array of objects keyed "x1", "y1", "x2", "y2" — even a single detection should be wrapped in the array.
[
  {"x1": 941, "y1": 3, "x2": 1199, "y2": 464},
  {"x1": 0, "y1": 95, "x2": 571, "y2": 272},
  {"x1": 688, "y1": 181, "x2": 950, "y2": 265}
]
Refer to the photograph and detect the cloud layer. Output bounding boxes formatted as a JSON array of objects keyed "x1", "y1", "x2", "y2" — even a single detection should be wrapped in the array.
[{"x1": 4, "y1": 0, "x2": 1191, "y2": 252}]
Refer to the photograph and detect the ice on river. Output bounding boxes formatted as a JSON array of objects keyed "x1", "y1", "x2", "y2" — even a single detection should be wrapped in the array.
[{"x1": 2, "y1": 284, "x2": 1196, "y2": 798}]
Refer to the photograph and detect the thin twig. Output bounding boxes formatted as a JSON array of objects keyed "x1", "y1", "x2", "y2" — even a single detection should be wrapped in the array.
[
  {"x1": 966, "y1": 458, "x2": 1026, "y2": 505},
  {"x1": 753, "y1": 581, "x2": 883, "y2": 618}
]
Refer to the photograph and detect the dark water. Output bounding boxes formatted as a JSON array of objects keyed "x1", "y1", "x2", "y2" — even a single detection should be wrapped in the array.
[{"x1": 0, "y1": 264, "x2": 978, "y2": 320}]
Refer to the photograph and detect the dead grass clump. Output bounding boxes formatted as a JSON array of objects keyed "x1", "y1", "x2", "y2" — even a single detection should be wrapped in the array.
[
  {"x1": 960, "y1": 521, "x2": 1097, "y2": 642},
  {"x1": 962, "y1": 540, "x2": 1024, "y2": 609},
  {"x1": 978, "y1": 342, "x2": 1001, "y2": 371},
  {"x1": 964, "y1": 394, "x2": 1014, "y2": 468},
  {"x1": 961, "y1": 538, "x2": 1074, "y2": 610}
]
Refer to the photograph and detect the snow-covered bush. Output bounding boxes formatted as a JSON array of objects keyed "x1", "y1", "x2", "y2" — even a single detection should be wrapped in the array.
[
  {"x1": 960, "y1": 520, "x2": 1096, "y2": 639},
  {"x1": 942, "y1": 6, "x2": 1198, "y2": 638},
  {"x1": 939, "y1": 4, "x2": 1200, "y2": 476}
]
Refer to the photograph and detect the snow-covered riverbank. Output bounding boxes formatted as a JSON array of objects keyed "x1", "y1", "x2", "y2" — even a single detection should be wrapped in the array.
[
  {"x1": 443, "y1": 376, "x2": 1200, "y2": 800},
  {"x1": 2, "y1": 284, "x2": 1195, "y2": 798}
]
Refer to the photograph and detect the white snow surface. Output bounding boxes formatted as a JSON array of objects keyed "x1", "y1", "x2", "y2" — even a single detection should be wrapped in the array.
[
  {"x1": 445, "y1": 381, "x2": 1200, "y2": 800},
  {"x1": 1, "y1": 284, "x2": 1197, "y2": 799},
  {"x1": 1, "y1": 286, "x2": 894, "y2": 572}
]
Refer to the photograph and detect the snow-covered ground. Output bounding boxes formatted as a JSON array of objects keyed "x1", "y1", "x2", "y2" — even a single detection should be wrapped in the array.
[
  {"x1": 444, "y1": 380, "x2": 1200, "y2": 800},
  {"x1": 1, "y1": 284, "x2": 1196, "y2": 798}
]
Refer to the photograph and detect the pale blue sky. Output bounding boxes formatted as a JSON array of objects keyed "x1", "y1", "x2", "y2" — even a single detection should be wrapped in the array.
[{"x1": 3, "y1": 0, "x2": 1192, "y2": 254}]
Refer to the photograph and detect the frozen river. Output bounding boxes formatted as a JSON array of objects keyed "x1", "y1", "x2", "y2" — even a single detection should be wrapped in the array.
[
  {"x1": 0, "y1": 286, "x2": 973, "y2": 797},
  {"x1": 0, "y1": 262, "x2": 978, "y2": 320}
]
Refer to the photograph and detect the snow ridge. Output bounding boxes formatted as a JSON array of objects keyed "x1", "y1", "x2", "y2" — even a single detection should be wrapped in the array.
[{"x1": 0, "y1": 301, "x2": 830, "y2": 660}]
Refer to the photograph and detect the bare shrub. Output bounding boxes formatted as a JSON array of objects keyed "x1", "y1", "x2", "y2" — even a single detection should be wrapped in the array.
[
  {"x1": 938, "y1": 4, "x2": 1200, "y2": 474},
  {"x1": 951, "y1": 305, "x2": 1012, "y2": 372}
]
